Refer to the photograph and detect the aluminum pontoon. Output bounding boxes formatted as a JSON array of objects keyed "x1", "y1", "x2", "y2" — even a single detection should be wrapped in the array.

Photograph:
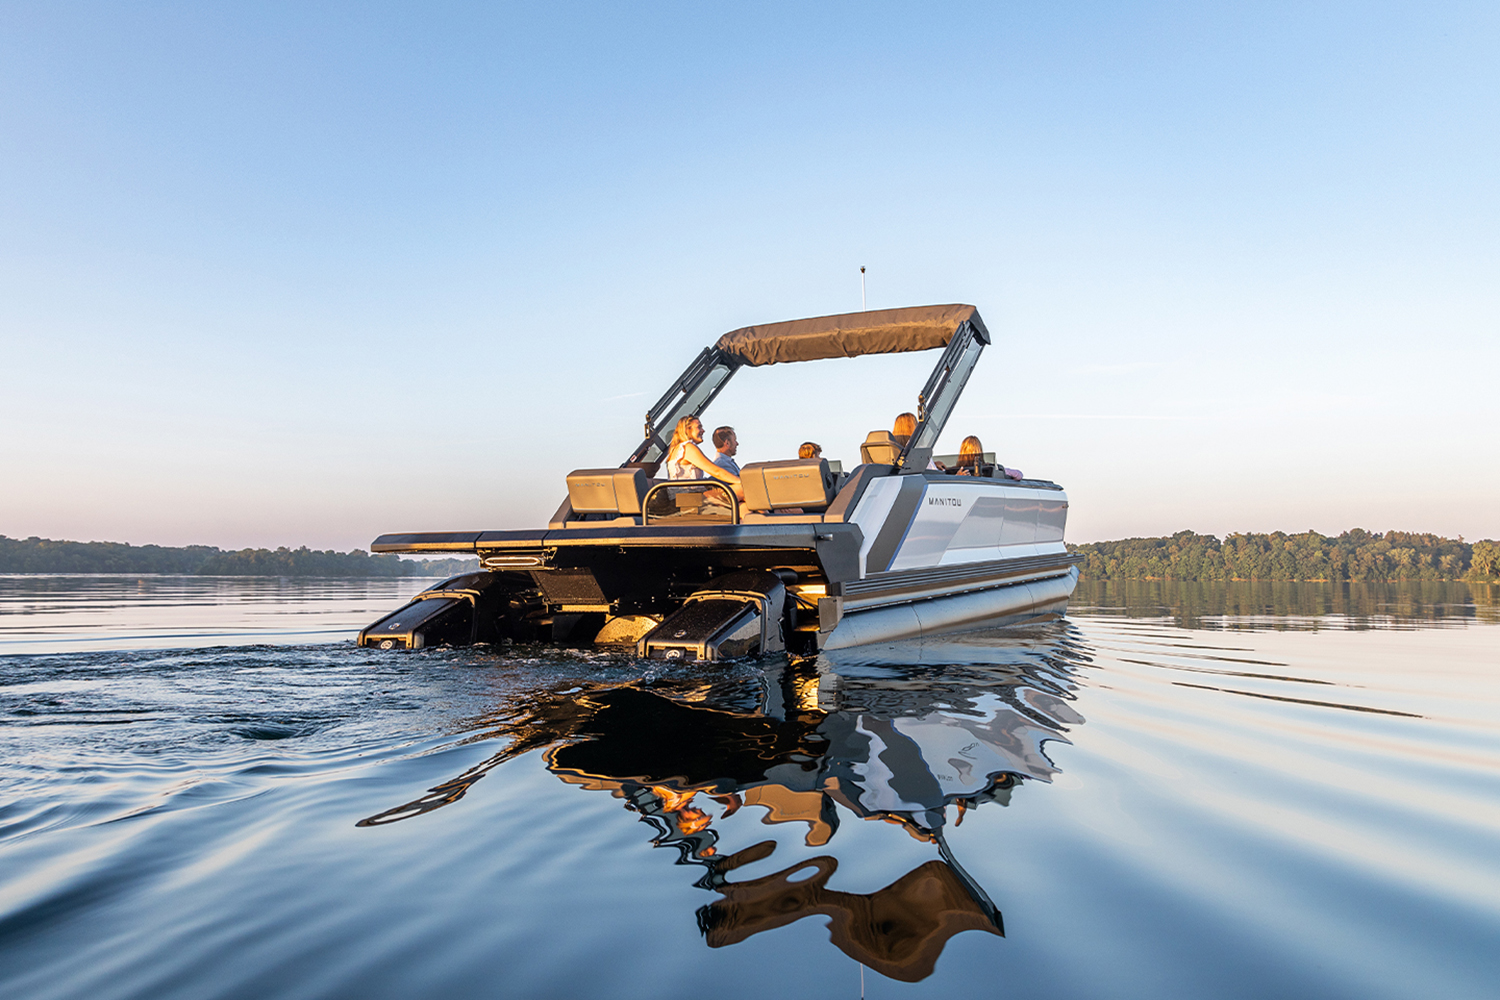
[{"x1": 358, "y1": 304, "x2": 1080, "y2": 657}]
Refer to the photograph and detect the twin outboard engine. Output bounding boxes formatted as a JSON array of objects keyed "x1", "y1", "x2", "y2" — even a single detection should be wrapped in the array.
[
  {"x1": 357, "y1": 573, "x2": 508, "y2": 650},
  {"x1": 358, "y1": 568, "x2": 793, "y2": 661},
  {"x1": 638, "y1": 570, "x2": 788, "y2": 662}
]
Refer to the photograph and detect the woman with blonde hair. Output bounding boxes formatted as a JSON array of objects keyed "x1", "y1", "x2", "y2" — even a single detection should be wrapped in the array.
[
  {"x1": 955, "y1": 434, "x2": 1023, "y2": 480},
  {"x1": 892, "y1": 411, "x2": 917, "y2": 445},
  {"x1": 664, "y1": 416, "x2": 744, "y2": 499},
  {"x1": 956, "y1": 435, "x2": 985, "y2": 474},
  {"x1": 893, "y1": 411, "x2": 946, "y2": 471}
]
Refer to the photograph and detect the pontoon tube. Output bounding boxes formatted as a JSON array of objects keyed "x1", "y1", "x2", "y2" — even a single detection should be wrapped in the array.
[{"x1": 822, "y1": 568, "x2": 1077, "y2": 650}]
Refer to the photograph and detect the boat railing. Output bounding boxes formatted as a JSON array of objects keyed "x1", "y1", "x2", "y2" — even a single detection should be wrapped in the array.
[{"x1": 642, "y1": 481, "x2": 740, "y2": 525}]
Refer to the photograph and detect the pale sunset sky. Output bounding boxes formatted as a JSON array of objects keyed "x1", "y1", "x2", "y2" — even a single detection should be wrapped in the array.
[{"x1": 2, "y1": 2, "x2": 1496, "y2": 549}]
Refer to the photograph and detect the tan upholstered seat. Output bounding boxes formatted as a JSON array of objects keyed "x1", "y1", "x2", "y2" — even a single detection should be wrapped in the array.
[
  {"x1": 860, "y1": 431, "x2": 903, "y2": 465},
  {"x1": 741, "y1": 459, "x2": 834, "y2": 513},
  {"x1": 566, "y1": 468, "x2": 651, "y2": 516}
]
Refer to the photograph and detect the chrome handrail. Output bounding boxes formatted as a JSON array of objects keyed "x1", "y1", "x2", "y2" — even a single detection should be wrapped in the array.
[{"x1": 642, "y1": 481, "x2": 740, "y2": 525}]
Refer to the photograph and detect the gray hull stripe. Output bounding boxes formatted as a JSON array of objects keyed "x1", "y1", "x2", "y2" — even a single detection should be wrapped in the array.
[
  {"x1": 864, "y1": 475, "x2": 927, "y2": 575},
  {"x1": 844, "y1": 551, "x2": 1082, "y2": 604}
]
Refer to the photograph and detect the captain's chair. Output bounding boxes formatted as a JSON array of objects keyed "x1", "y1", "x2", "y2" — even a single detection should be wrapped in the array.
[{"x1": 860, "y1": 430, "x2": 904, "y2": 465}]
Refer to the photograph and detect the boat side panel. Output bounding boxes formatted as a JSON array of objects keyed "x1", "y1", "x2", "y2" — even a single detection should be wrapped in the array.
[
  {"x1": 822, "y1": 463, "x2": 893, "y2": 523},
  {"x1": 998, "y1": 489, "x2": 1039, "y2": 549},
  {"x1": 1037, "y1": 495, "x2": 1067, "y2": 544},
  {"x1": 945, "y1": 495, "x2": 1006, "y2": 550},
  {"x1": 888, "y1": 481, "x2": 966, "y2": 571},
  {"x1": 887, "y1": 480, "x2": 1069, "y2": 572},
  {"x1": 856, "y1": 476, "x2": 926, "y2": 576},
  {"x1": 847, "y1": 477, "x2": 901, "y2": 575}
]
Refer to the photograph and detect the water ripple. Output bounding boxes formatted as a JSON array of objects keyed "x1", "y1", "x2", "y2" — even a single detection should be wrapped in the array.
[{"x1": 0, "y1": 581, "x2": 1496, "y2": 998}]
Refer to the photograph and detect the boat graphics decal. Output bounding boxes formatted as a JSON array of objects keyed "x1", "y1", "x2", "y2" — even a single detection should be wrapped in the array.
[
  {"x1": 861, "y1": 476, "x2": 927, "y2": 575},
  {"x1": 890, "y1": 482, "x2": 1069, "y2": 572}
]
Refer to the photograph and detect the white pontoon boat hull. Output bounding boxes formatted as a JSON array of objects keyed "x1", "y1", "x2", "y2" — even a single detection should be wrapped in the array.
[
  {"x1": 357, "y1": 304, "x2": 1082, "y2": 658},
  {"x1": 824, "y1": 567, "x2": 1077, "y2": 649}
]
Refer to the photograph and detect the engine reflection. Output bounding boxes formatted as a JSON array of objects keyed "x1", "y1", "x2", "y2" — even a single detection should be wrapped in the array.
[{"x1": 359, "y1": 622, "x2": 1090, "y2": 982}]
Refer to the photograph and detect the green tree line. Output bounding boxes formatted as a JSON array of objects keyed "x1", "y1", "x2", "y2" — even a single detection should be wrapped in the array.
[
  {"x1": 0, "y1": 535, "x2": 478, "y2": 577},
  {"x1": 1069, "y1": 529, "x2": 1500, "y2": 582},
  {"x1": 8, "y1": 529, "x2": 1497, "y2": 582}
]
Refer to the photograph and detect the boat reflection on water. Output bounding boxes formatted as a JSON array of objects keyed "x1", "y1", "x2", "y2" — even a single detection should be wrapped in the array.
[{"x1": 359, "y1": 621, "x2": 1090, "y2": 982}]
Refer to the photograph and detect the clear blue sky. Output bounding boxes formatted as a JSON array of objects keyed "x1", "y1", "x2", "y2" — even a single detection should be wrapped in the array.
[{"x1": 3, "y1": 1, "x2": 1496, "y2": 549}]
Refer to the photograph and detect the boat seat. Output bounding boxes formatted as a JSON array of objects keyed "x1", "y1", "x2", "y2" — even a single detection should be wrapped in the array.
[
  {"x1": 565, "y1": 467, "x2": 651, "y2": 516},
  {"x1": 623, "y1": 459, "x2": 660, "y2": 477},
  {"x1": 740, "y1": 458, "x2": 835, "y2": 513},
  {"x1": 860, "y1": 430, "x2": 903, "y2": 465}
]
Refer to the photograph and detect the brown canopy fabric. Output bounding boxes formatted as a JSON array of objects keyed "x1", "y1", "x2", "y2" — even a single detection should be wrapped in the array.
[{"x1": 714, "y1": 304, "x2": 985, "y2": 367}]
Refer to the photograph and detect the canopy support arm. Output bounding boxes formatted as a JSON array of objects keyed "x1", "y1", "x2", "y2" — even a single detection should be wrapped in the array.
[
  {"x1": 626, "y1": 347, "x2": 743, "y2": 467},
  {"x1": 897, "y1": 319, "x2": 988, "y2": 471}
]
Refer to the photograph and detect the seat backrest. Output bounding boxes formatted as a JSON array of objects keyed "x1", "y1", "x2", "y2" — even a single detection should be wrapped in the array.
[
  {"x1": 860, "y1": 430, "x2": 903, "y2": 465},
  {"x1": 623, "y1": 459, "x2": 660, "y2": 477},
  {"x1": 565, "y1": 467, "x2": 651, "y2": 516},
  {"x1": 740, "y1": 458, "x2": 834, "y2": 512}
]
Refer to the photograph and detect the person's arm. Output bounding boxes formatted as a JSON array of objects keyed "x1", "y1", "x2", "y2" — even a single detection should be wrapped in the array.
[{"x1": 685, "y1": 443, "x2": 741, "y2": 487}]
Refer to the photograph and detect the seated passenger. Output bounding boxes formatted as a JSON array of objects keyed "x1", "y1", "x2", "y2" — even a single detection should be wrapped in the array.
[
  {"x1": 955, "y1": 434, "x2": 1023, "y2": 480},
  {"x1": 892, "y1": 412, "x2": 917, "y2": 447},
  {"x1": 798, "y1": 441, "x2": 822, "y2": 460},
  {"x1": 892, "y1": 411, "x2": 941, "y2": 471},
  {"x1": 711, "y1": 425, "x2": 740, "y2": 475},
  {"x1": 955, "y1": 435, "x2": 985, "y2": 475},
  {"x1": 665, "y1": 416, "x2": 744, "y2": 500}
]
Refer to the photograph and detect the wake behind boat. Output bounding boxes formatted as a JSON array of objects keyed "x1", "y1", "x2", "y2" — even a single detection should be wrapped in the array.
[{"x1": 358, "y1": 304, "x2": 1080, "y2": 657}]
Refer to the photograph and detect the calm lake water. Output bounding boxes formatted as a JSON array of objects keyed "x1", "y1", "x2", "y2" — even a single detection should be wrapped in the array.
[{"x1": 2, "y1": 575, "x2": 1498, "y2": 999}]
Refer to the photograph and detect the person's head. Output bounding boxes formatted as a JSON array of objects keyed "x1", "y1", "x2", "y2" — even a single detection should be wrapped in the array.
[
  {"x1": 669, "y1": 416, "x2": 704, "y2": 451},
  {"x1": 958, "y1": 435, "x2": 984, "y2": 467},
  {"x1": 798, "y1": 441, "x2": 821, "y2": 460},
  {"x1": 712, "y1": 426, "x2": 737, "y2": 455},
  {"x1": 892, "y1": 412, "x2": 917, "y2": 444}
]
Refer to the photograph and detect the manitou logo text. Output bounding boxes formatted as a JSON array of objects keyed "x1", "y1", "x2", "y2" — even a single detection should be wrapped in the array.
[{"x1": 927, "y1": 497, "x2": 963, "y2": 507}]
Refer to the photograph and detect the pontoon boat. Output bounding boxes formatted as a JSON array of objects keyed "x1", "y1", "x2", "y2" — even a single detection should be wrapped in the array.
[{"x1": 358, "y1": 304, "x2": 1079, "y2": 657}]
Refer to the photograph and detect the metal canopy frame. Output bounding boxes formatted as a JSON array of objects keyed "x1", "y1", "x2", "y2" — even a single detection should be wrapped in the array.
[
  {"x1": 896, "y1": 317, "x2": 989, "y2": 471},
  {"x1": 623, "y1": 314, "x2": 989, "y2": 472},
  {"x1": 626, "y1": 347, "x2": 745, "y2": 467}
]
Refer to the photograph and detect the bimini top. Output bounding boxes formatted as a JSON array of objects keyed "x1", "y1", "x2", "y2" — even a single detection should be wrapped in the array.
[{"x1": 714, "y1": 303, "x2": 989, "y2": 367}]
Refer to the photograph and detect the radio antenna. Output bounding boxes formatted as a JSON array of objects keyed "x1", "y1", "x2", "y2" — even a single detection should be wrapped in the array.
[{"x1": 860, "y1": 266, "x2": 866, "y2": 311}]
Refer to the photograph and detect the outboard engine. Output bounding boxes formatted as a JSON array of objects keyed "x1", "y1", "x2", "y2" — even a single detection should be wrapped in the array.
[
  {"x1": 358, "y1": 572, "x2": 507, "y2": 650},
  {"x1": 638, "y1": 570, "x2": 788, "y2": 662}
]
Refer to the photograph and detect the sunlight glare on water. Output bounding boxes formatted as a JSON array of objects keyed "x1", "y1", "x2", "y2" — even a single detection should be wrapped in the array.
[
  {"x1": 0, "y1": 575, "x2": 437, "y2": 654},
  {"x1": 1, "y1": 577, "x2": 1497, "y2": 999}
]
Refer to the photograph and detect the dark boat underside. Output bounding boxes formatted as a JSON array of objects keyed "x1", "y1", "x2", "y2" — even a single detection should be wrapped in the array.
[{"x1": 358, "y1": 521, "x2": 1079, "y2": 660}]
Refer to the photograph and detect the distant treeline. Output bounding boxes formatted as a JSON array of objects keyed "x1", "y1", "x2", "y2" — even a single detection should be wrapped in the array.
[
  {"x1": 9, "y1": 529, "x2": 1497, "y2": 582},
  {"x1": 0, "y1": 535, "x2": 479, "y2": 577},
  {"x1": 1075, "y1": 578, "x2": 1499, "y2": 628},
  {"x1": 1070, "y1": 530, "x2": 1500, "y2": 583}
]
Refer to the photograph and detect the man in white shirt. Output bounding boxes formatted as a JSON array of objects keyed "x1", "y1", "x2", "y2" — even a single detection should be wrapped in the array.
[{"x1": 711, "y1": 426, "x2": 740, "y2": 476}]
